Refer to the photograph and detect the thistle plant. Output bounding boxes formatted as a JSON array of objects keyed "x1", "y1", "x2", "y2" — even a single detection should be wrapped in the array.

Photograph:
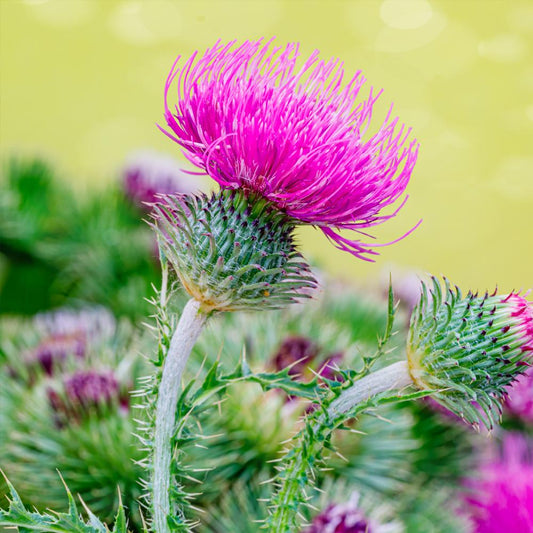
[
  {"x1": 143, "y1": 37, "x2": 420, "y2": 533},
  {"x1": 5, "y1": 36, "x2": 532, "y2": 533},
  {"x1": 266, "y1": 279, "x2": 533, "y2": 531}
]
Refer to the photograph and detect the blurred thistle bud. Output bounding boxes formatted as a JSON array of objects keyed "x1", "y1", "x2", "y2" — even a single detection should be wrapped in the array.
[
  {"x1": 48, "y1": 370, "x2": 126, "y2": 424},
  {"x1": 28, "y1": 333, "x2": 86, "y2": 375},
  {"x1": 152, "y1": 189, "x2": 317, "y2": 313},
  {"x1": 122, "y1": 149, "x2": 198, "y2": 208},
  {"x1": 26, "y1": 307, "x2": 116, "y2": 375},
  {"x1": 304, "y1": 492, "x2": 398, "y2": 533},
  {"x1": 271, "y1": 336, "x2": 320, "y2": 377},
  {"x1": 407, "y1": 278, "x2": 533, "y2": 428}
]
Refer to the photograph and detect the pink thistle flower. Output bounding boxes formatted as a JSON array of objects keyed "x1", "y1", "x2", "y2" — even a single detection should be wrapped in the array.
[
  {"x1": 160, "y1": 39, "x2": 419, "y2": 259},
  {"x1": 48, "y1": 370, "x2": 127, "y2": 424},
  {"x1": 464, "y1": 433, "x2": 533, "y2": 533},
  {"x1": 304, "y1": 492, "x2": 399, "y2": 533},
  {"x1": 271, "y1": 336, "x2": 320, "y2": 377}
]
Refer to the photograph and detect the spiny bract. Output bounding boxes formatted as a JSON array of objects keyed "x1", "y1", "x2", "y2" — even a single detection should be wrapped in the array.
[{"x1": 153, "y1": 189, "x2": 316, "y2": 313}]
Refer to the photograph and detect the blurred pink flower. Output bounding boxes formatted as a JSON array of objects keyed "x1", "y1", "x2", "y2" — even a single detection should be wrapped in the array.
[
  {"x1": 464, "y1": 433, "x2": 533, "y2": 533},
  {"x1": 48, "y1": 370, "x2": 128, "y2": 424},
  {"x1": 161, "y1": 39, "x2": 419, "y2": 259},
  {"x1": 122, "y1": 150, "x2": 198, "y2": 208}
]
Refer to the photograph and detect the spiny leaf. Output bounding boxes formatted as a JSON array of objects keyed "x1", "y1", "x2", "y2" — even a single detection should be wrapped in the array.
[{"x1": 0, "y1": 475, "x2": 131, "y2": 532}]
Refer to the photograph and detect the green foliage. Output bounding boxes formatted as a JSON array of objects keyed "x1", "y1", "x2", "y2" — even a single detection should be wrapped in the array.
[
  {"x1": 407, "y1": 401, "x2": 476, "y2": 484},
  {"x1": 263, "y1": 287, "x2": 415, "y2": 532},
  {"x1": 0, "y1": 317, "x2": 149, "y2": 531},
  {"x1": 0, "y1": 476, "x2": 133, "y2": 533},
  {"x1": 398, "y1": 484, "x2": 470, "y2": 533},
  {"x1": 0, "y1": 158, "x2": 160, "y2": 317}
]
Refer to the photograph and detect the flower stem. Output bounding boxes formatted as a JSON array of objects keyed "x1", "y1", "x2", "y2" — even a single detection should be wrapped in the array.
[
  {"x1": 152, "y1": 299, "x2": 207, "y2": 533},
  {"x1": 327, "y1": 360, "x2": 413, "y2": 418},
  {"x1": 268, "y1": 360, "x2": 413, "y2": 533}
]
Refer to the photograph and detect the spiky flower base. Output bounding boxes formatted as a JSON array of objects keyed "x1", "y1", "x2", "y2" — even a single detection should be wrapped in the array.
[
  {"x1": 153, "y1": 190, "x2": 316, "y2": 313},
  {"x1": 407, "y1": 279, "x2": 533, "y2": 428}
]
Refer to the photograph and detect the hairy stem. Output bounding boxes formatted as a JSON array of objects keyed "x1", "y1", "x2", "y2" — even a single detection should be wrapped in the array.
[
  {"x1": 327, "y1": 360, "x2": 412, "y2": 417},
  {"x1": 152, "y1": 299, "x2": 207, "y2": 533},
  {"x1": 268, "y1": 360, "x2": 413, "y2": 532}
]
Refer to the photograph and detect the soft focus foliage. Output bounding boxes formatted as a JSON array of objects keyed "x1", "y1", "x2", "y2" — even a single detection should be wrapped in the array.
[{"x1": 1, "y1": 159, "x2": 532, "y2": 533}]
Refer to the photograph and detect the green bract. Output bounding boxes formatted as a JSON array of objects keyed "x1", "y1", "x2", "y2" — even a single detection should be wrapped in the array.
[
  {"x1": 407, "y1": 278, "x2": 533, "y2": 428},
  {"x1": 153, "y1": 190, "x2": 317, "y2": 312}
]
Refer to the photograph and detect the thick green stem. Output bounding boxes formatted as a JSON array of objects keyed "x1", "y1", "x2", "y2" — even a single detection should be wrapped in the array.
[
  {"x1": 268, "y1": 360, "x2": 413, "y2": 532},
  {"x1": 152, "y1": 299, "x2": 207, "y2": 533}
]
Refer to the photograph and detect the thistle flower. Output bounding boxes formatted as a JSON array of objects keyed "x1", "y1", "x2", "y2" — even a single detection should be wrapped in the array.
[
  {"x1": 304, "y1": 492, "x2": 400, "y2": 533},
  {"x1": 464, "y1": 433, "x2": 533, "y2": 532},
  {"x1": 34, "y1": 306, "x2": 116, "y2": 341},
  {"x1": 271, "y1": 336, "x2": 320, "y2": 376},
  {"x1": 26, "y1": 307, "x2": 116, "y2": 375},
  {"x1": 505, "y1": 366, "x2": 533, "y2": 424},
  {"x1": 122, "y1": 149, "x2": 198, "y2": 208},
  {"x1": 407, "y1": 279, "x2": 533, "y2": 428},
  {"x1": 161, "y1": 39, "x2": 419, "y2": 259},
  {"x1": 28, "y1": 333, "x2": 85, "y2": 375},
  {"x1": 153, "y1": 190, "x2": 316, "y2": 312},
  {"x1": 48, "y1": 369, "x2": 126, "y2": 423}
]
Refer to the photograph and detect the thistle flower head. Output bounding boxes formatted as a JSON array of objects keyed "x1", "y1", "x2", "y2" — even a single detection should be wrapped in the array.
[
  {"x1": 407, "y1": 278, "x2": 533, "y2": 428},
  {"x1": 464, "y1": 433, "x2": 533, "y2": 532},
  {"x1": 271, "y1": 336, "x2": 319, "y2": 376},
  {"x1": 161, "y1": 39, "x2": 419, "y2": 259},
  {"x1": 28, "y1": 333, "x2": 86, "y2": 375},
  {"x1": 153, "y1": 189, "x2": 316, "y2": 312},
  {"x1": 122, "y1": 149, "x2": 198, "y2": 208},
  {"x1": 48, "y1": 370, "x2": 125, "y2": 423},
  {"x1": 304, "y1": 492, "x2": 399, "y2": 533},
  {"x1": 26, "y1": 307, "x2": 115, "y2": 375}
]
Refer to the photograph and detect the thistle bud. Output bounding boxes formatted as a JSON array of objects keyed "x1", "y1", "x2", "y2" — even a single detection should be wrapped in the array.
[
  {"x1": 407, "y1": 278, "x2": 533, "y2": 428},
  {"x1": 153, "y1": 190, "x2": 317, "y2": 312},
  {"x1": 48, "y1": 370, "x2": 126, "y2": 424},
  {"x1": 304, "y1": 492, "x2": 399, "y2": 533},
  {"x1": 271, "y1": 336, "x2": 320, "y2": 377}
]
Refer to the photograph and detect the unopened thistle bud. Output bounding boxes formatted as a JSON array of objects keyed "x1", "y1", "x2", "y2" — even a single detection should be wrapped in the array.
[
  {"x1": 153, "y1": 189, "x2": 317, "y2": 313},
  {"x1": 407, "y1": 278, "x2": 533, "y2": 428},
  {"x1": 304, "y1": 492, "x2": 400, "y2": 533},
  {"x1": 48, "y1": 370, "x2": 126, "y2": 424}
]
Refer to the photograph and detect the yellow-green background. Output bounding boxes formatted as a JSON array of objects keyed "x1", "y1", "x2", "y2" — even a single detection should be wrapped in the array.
[{"x1": 1, "y1": 0, "x2": 532, "y2": 294}]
